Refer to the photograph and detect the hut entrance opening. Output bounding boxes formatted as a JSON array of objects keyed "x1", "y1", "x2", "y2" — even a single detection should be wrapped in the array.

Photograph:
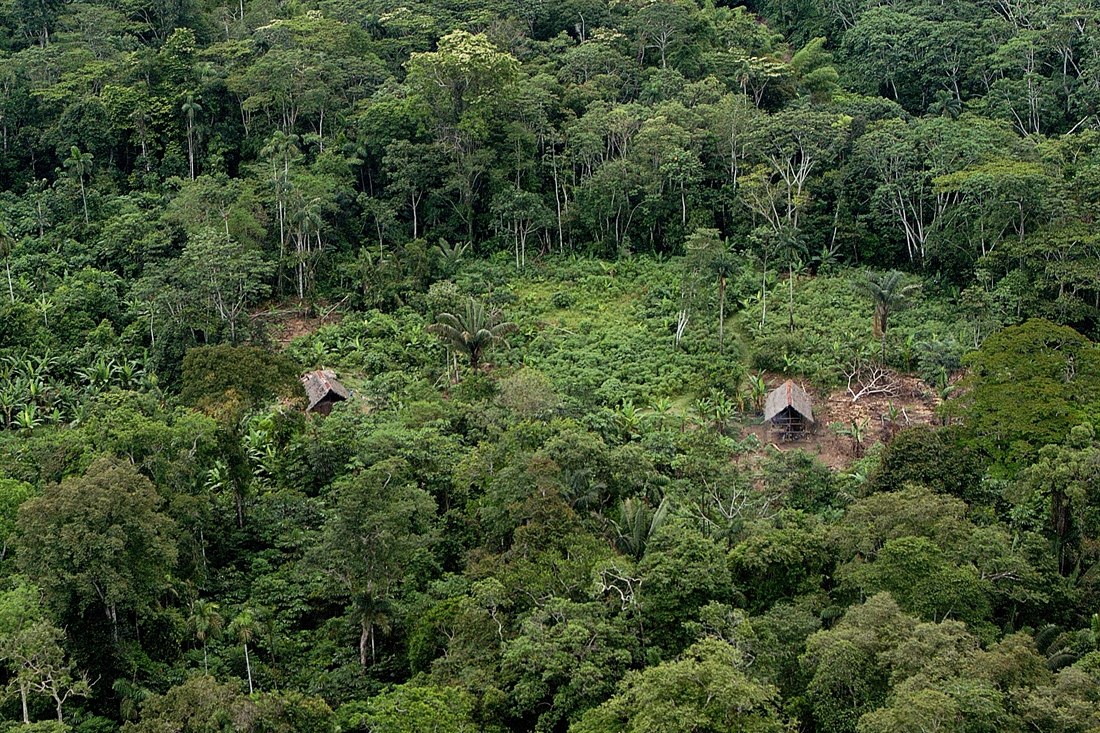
[{"x1": 771, "y1": 405, "x2": 809, "y2": 438}]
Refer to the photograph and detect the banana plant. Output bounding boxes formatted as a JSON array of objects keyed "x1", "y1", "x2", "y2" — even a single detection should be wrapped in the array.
[
  {"x1": 306, "y1": 338, "x2": 330, "y2": 366},
  {"x1": 242, "y1": 422, "x2": 278, "y2": 490},
  {"x1": 647, "y1": 397, "x2": 675, "y2": 431},
  {"x1": 746, "y1": 373, "x2": 768, "y2": 414},
  {"x1": 66, "y1": 399, "x2": 92, "y2": 428},
  {"x1": 710, "y1": 392, "x2": 736, "y2": 435},
  {"x1": 832, "y1": 418, "x2": 871, "y2": 457},
  {"x1": 23, "y1": 377, "x2": 46, "y2": 406},
  {"x1": 617, "y1": 399, "x2": 646, "y2": 437},
  {"x1": 345, "y1": 334, "x2": 367, "y2": 357},
  {"x1": 900, "y1": 333, "x2": 917, "y2": 371},
  {"x1": 28, "y1": 351, "x2": 59, "y2": 378},
  {"x1": 689, "y1": 397, "x2": 712, "y2": 430},
  {"x1": 115, "y1": 359, "x2": 145, "y2": 390},
  {"x1": 15, "y1": 404, "x2": 41, "y2": 431},
  {"x1": 882, "y1": 402, "x2": 905, "y2": 440},
  {"x1": 0, "y1": 384, "x2": 21, "y2": 428},
  {"x1": 11, "y1": 351, "x2": 56, "y2": 382},
  {"x1": 78, "y1": 355, "x2": 117, "y2": 392}
]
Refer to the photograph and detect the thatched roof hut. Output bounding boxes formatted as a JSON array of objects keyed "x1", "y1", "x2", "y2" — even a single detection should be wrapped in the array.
[
  {"x1": 764, "y1": 380, "x2": 814, "y2": 436},
  {"x1": 301, "y1": 369, "x2": 350, "y2": 415}
]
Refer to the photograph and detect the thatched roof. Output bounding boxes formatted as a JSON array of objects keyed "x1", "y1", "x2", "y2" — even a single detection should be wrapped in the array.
[
  {"x1": 763, "y1": 380, "x2": 814, "y2": 424},
  {"x1": 301, "y1": 369, "x2": 350, "y2": 412}
]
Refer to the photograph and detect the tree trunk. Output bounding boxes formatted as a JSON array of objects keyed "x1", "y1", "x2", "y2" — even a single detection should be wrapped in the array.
[
  {"x1": 552, "y1": 153, "x2": 564, "y2": 253},
  {"x1": 187, "y1": 124, "x2": 195, "y2": 180},
  {"x1": 788, "y1": 265, "x2": 795, "y2": 333},
  {"x1": 718, "y1": 276, "x2": 726, "y2": 351},
  {"x1": 244, "y1": 642, "x2": 253, "y2": 694},
  {"x1": 234, "y1": 485, "x2": 244, "y2": 528},
  {"x1": 277, "y1": 200, "x2": 286, "y2": 294},
  {"x1": 872, "y1": 304, "x2": 886, "y2": 339},
  {"x1": 877, "y1": 307, "x2": 888, "y2": 361},
  {"x1": 760, "y1": 265, "x2": 768, "y2": 328}
]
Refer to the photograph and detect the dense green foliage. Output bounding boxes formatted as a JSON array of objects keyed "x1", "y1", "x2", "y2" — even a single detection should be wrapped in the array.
[{"x1": 3, "y1": 0, "x2": 1100, "y2": 730}]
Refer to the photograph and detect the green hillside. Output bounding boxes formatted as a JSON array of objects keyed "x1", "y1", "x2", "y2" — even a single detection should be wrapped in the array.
[{"x1": 2, "y1": 0, "x2": 1100, "y2": 731}]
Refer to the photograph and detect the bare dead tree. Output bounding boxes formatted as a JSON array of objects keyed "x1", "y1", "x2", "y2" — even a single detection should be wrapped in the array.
[{"x1": 845, "y1": 361, "x2": 900, "y2": 402}]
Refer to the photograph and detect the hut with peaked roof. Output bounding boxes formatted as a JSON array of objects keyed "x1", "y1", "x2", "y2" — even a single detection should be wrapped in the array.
[
  {"x1": 763, "y1": 380, "x2": 814, "y2": 438},
  {"x1": 301, "y1": 369, "x2": 350, "y2": 415}
]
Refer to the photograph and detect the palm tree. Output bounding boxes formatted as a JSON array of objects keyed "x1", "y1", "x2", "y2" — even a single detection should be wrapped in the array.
[
  {"x1": 188, "y1": 599, "x2": 224, "y2": 673},
  {"x1": 290, "y1": 196, "x2": 323, "y2": 299},
  {"x1": 685, "y1": 228, "x2": 739, "y2": 350},
  {"x1": 427, "y1": 298, "x2": 518, "y2": 373},
  {"x1": 34, "y1": 294, "x2": 54, "y2": 327},
  {"x1": 612, "y1": 496, "x2": 671, "y2": 560},
  {"x1": 433, "y1": 238, "x2": 469, "y2": 277},
  {"x1": 929, "y1": 89, "x2": 962, "y2": 119},
  {"x1": 228, "y1": 608, "x2": 258, "y2": 694},
  {"x1": 63, "y1": 146, "x2": 93, "y2": 224},
  {"x1": 776, "y1": 229, "x2": 807, "y2": 333},
  {"x1": 181, "y1": 93, "x2": 202, "y2": 180},
  {"x1": 260, "y1": 131, "x2": 301, "y2": 293},
  {"x1": 112, "y1": 678, "x2": 152, "y2": 723},
  {"x1": 855, "y1": 270, "x2": 921, "y2": 361},
  {"x1": 708, "y1": 248, "x2": 740, "y2": 352}
]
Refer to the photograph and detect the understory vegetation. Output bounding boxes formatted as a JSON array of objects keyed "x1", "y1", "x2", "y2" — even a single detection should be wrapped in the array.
[{"x1": 3, "y1": 0, "x2": 1100, "y2": 731}]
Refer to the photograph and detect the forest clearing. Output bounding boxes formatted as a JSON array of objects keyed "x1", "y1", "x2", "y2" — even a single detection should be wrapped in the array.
[{"x1": 3, "y1": 0, "x2": 1100, "y2": 730}]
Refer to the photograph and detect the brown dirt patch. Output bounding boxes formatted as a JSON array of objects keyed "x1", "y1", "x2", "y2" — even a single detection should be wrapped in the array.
[
  {"x1": 740, "y1": 372, "x2": 941, "y2": 470},
  {"x1": 251, "y1": 300, "x2": 345, "y2": 348}
]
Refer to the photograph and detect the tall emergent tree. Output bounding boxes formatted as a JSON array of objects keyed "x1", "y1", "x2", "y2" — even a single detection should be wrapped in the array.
[
  {"x1": 0, "y1": 580, "x2": 92, "y2": 725},
  {"x1": 63, "y1": 146, "x2": 93, "y2": 224},
  {"x1": 181, "y1": 93, "x2": 202, "y2": 181},
  {"x1": 16, "y1": 457, "x2": 179, "y2": 644},
  {"x1": 313, "y1": 458, "x2": 437, "y2": 668},
  {"x1": 188, "y1": 599, "x2": 223, "y2": 674},
  {"x1": 228, "y1": 608, "x2": 258, "y2": 694},
  {"x1": 686, "y1": 228, "x2": 740, "y2": 351}
]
